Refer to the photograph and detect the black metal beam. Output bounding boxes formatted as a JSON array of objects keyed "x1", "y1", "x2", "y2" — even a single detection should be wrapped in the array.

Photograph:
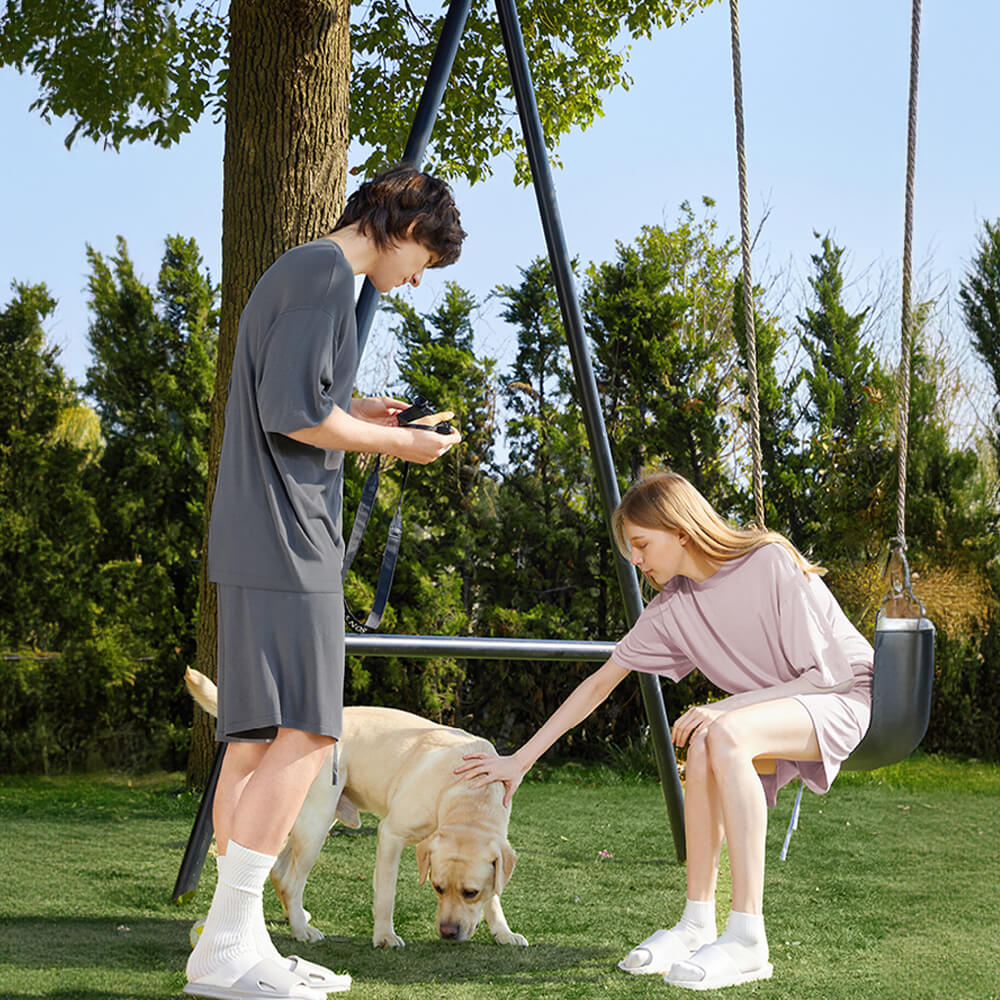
[
  {"x1": 355, "y1": 0, "x2": 474, "y2": 355},
  {"x1": 492, "y1": 0, "x2": 686, "y2": 862},
  {"x1": 345, "y1": 634, "x2": 615, "y2": 660}
]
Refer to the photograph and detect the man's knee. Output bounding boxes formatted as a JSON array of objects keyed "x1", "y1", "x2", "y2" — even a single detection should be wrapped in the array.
[{"x1": 274, "y1": 727, "x2": 337, "y2": 752}]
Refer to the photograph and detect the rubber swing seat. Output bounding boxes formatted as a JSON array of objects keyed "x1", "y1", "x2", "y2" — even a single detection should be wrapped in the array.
[{"x1": 843, "y1": 614, "x2": 935, "y2": 772}]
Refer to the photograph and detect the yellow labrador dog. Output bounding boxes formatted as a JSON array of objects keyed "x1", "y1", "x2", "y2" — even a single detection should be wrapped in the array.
[{"x1": 185, "y1": 669, "x2": 527, "y2": 949}]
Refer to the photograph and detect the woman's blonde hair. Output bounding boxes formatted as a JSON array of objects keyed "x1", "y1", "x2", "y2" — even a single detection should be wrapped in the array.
[{"x1": 612, "y1": 470, "x2": 823, "y2": 584}]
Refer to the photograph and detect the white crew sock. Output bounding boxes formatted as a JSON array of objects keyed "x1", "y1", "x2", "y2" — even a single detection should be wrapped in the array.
[
  {"x1": 186, "y1": 841, "x2": 276, "y2": 984},
  {"x1": 210, "y1": 854, "x2": 346, "y2": 990},
  {"x1": 674, "y1": 897, "x2": 718, "y2": 950},
  {"x1": 214, "y1": 852, "x2": 285, "y2": 963},
  {"x1": 719, "y1": 909, "x2": 769, "y2": 966}
]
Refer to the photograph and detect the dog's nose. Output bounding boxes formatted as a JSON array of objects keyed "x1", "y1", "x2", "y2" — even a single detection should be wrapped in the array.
[{"x1": 438, "y1": 922, "x2": 461, "y2": 940}]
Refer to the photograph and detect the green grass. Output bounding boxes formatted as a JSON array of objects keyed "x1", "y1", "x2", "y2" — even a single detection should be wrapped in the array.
[{"x1": 1, "y1": 755, "x2": 998, "y2": 999}]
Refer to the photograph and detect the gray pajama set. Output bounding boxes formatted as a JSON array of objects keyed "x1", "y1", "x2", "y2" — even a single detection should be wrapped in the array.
[{"x1": 208, "y1": 239, "x2": 358, "y2": 743}]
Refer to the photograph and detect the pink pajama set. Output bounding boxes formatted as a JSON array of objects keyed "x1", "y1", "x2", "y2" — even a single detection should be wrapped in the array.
[{"x1": 613, "y1": 543, "x2": 874, "y2": 806}]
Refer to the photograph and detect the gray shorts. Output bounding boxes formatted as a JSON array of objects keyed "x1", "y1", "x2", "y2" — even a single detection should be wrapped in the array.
[{"x1": 215, "y1": 585, "x2": 345, "y2": 742}]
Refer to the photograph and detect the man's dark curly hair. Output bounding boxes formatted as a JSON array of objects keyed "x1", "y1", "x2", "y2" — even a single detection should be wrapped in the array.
[{"x1": 335, "y1": 163, "x2": 466, "y2": 267}]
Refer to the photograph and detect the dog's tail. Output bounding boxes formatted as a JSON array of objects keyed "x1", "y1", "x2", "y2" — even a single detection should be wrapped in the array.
[{"x1": 185, "y1": 667, "x2": 219, "y2": 718}]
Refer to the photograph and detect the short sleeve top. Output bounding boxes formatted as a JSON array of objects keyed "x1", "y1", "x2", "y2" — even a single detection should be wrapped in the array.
[
  {"x1": 612, "y1": 543, "x2": 873, "y2": 692},
  {"x1": 208, "y1": 239, "x2": 359, "y2": 593}
]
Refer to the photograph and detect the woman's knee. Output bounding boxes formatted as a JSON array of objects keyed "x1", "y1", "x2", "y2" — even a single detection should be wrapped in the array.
[
  {"x1": 704, "y1": 714, "x2": 750, "y2": 761},
  {"x1": 707, "y1": 700, "x2": 819, "y2": 764},
  {"x1": 685, "y1": 729, "x2": 714, "y2": 782}
]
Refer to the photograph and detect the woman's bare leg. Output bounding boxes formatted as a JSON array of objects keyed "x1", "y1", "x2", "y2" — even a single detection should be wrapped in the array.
[
  {"x1": 683, "y1": 728, "x2": 726, "y2": 902},
  {"x1": 619, "y1": 730, "x2": 722, "y2": 974},
  {"x1": 704, "y1": 697, "x2": 819, "y2": 913},
  {"x1": 666, "y1": 698, "x2": 821, "y2": 988}
]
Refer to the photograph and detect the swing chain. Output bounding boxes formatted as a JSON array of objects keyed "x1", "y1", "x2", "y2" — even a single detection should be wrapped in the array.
[
  {"x1": 883, "y1": 538, "x2": 925, "y2": 620},
  {"x1": 883, "y1": 0, "x2": 923, "y2": 623},
  {"x1": 729, "y1": 0, "x2": 765, "y2": 531}
]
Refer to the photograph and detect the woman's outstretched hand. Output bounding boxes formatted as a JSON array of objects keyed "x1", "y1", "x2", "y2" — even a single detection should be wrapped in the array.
[{"x1": 454, "y1": 752, "x2": 526, "y2": 809}]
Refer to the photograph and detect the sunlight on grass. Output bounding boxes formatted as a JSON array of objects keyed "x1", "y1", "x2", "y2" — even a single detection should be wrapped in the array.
[{"x1": 1, "y1": 754, "x2": 998, "y2": 999}]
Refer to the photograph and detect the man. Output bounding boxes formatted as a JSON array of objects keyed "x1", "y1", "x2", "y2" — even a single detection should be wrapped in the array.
[{"x1": 186, "y1": 165, "x2": 466, "y2": 1000}]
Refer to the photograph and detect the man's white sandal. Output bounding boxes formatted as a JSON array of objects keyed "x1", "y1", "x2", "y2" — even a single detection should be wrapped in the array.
[
  {"x1": 286, "y1": 956, "x2": 351, "y2": 993},
  {"x1": 189, "y1": 920, "x2": 351, "y2": 993},
  {"x1": 183, "y1": 956, "x2": 330, "y2": 999}
]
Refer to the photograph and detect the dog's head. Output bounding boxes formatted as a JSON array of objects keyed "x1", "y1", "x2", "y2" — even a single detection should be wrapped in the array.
[{"x1": 415, "y1": 829, "x2": 516, "y2": 942}]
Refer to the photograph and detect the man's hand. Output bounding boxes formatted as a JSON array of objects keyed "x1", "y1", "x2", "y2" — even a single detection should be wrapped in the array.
[
  {"x1": 350, "y1": 395, "x2": 409, "y2": 425},
  {"x1": 287, "y1": 403, "x2": 460, "y2": 461},
  {"x1": 393, "y1": 424, "x2": 462, "y2": 464}
]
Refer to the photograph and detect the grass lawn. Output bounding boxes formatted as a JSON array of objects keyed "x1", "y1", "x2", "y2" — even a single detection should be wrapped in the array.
[{"x1": 1, "y1": 754, "x2": 998, "y2": 999}]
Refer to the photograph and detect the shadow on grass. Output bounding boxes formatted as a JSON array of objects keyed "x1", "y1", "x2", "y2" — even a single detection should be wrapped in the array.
[
  {"x1": 2, "y1": 915, "x2": 615, "y2": 987},
  {"x1": 4, "y1": 993, "x2": 150, "y2": 999},
  {"x1": 2, "y1": 991, "x2": 171, "y2": 1000},
  {"x1": 313, "y1": 939, "x2": 618, "y2": 985},
  {"x1": 0, "y1": 915, "x2": 190, "y2": 969}
]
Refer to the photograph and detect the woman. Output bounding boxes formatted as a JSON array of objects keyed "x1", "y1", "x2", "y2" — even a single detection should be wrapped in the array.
[{"x1": 456, "y1": 470, "x2": 873, "y2": 990}]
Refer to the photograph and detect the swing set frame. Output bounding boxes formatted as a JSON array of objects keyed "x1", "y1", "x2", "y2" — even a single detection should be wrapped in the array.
[
  {"x1": 174, "y1": 0, "x2": 687, "y2": 904},
  {"x1": 174, "y1": 0, "x2": 936, "y2": 902}
]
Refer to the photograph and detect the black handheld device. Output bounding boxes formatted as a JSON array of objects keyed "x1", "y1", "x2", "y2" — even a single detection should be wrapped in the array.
[{"x1": 397, "y1": 395, "x2": 453, "y2": 434}]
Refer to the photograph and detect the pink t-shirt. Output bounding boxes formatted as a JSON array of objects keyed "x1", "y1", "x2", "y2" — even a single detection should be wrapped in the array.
[{"x1": 613, "y1": 543, "x2": 873, "y2": 691}]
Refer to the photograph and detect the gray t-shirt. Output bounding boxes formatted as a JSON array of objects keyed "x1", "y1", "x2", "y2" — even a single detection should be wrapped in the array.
[{"x1": 208, "y1": 238, "x2": 359, "y2": 592}]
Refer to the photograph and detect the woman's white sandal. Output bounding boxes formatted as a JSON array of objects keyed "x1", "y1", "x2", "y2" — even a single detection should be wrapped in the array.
[
  {"x1": 618, "y1": 928, "x2": 700, "y2": 975},
  {"x1": 664, "y1": 939, "x2": 773, "y2": 991}
]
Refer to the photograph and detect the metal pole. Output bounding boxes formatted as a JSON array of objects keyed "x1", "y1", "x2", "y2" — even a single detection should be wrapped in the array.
[
  {"x1": 346, "y1": 634, "x2": 615, "y2": 660},
  {"x1": 493, "y1": 0, "x2": 686, "y2": 862},
  {"x1": 171, "y1": 741, "x2": 226, "y2": 902},
  {"x1": 355, "y1": 0, "x2": 474, "y2": 356}
]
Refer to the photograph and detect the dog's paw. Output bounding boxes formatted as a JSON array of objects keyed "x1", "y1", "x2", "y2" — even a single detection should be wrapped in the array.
[
  {"x1": 494, "y1": 930, "x2": 529, "y2": 946},
  {"x1": 373, "y1": 929, "x2": 406, "y2": 948},
  {"x1": 290, "y1": 922, "x2": 326, "y2": 943}
]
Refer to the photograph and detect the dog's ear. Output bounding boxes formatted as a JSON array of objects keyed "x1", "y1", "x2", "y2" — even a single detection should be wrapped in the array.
[
  {"x1": 416, "y1": 835, "x2": 436, "y2": 885},
  {"x1": 492, "y1": 841, "x2": 517, "y2": 895}
]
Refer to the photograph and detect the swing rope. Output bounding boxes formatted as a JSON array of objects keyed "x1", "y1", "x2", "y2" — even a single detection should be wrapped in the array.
[
  {"x1": 728, "y1": 0, "x2": 765, "y2": 530},
  {"x1": 726, "y1": 1, "x2": 930, "y2": 858},
  {"x1": 894, "y1": 0, "x2": 922, "y2": 558}
]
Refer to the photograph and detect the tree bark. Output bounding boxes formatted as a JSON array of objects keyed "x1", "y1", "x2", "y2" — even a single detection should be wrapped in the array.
[{"x1": 188, "y1": 0, "x2": 351, "y2": 787}]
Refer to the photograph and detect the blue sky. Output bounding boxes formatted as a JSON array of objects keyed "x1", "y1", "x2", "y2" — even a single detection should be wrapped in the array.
[{"x1": 2, "y1": 0, "x2": 997, "y2": 425}]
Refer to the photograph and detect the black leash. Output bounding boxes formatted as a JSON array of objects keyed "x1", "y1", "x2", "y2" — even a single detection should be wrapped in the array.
[{"x1": 341, "y1": 397, "x2": 451, "y2": 632}]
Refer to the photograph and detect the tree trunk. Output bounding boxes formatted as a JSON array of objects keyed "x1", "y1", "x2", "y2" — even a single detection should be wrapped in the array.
[{"x1": 187, "y1": 0, "x2": 351, "y2": 787}]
